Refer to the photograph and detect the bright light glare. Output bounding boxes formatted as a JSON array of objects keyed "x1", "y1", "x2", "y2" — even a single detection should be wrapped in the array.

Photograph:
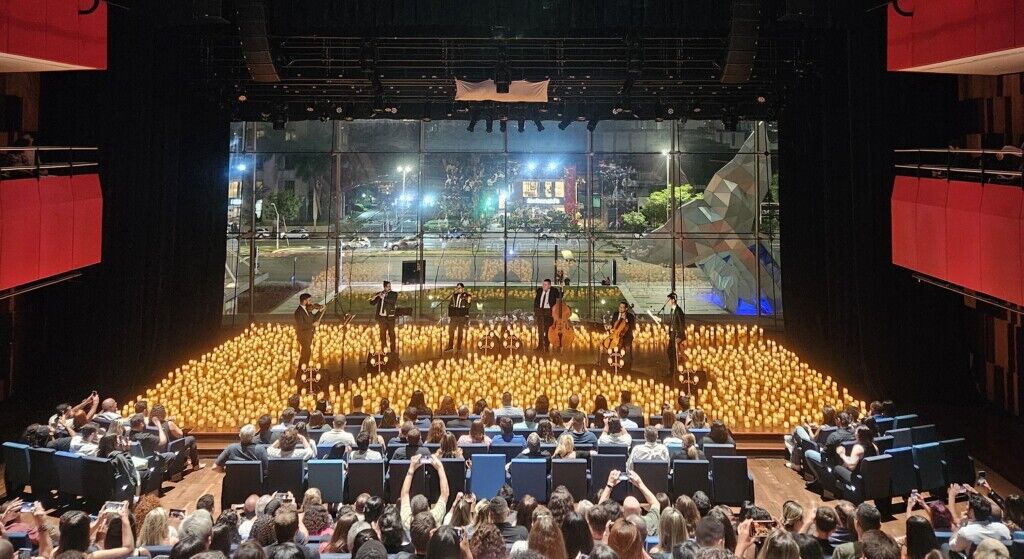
[
  {"x1": 400, "y1": 193, "x2": 413, "y2": 202},
  {"x1": 235, "y1": 163, "x2": 247, "y2": 172},
  {"x1": 423, "y1": 194, "x2": 437, "y2": 206},
  {"x1": 546, "y1": 161, "x2": 558, "y2": 171},
  {"x1": 526, "y1": 161, "x2": 538, "y2": 171}
]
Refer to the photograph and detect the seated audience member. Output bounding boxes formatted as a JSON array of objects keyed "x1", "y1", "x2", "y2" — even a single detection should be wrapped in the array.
[
  {"x1": 695, "y1": 516, "x2": 726, "y2": 549},
  {"x1": 302, "y1": 505, "x2": 333, "y2": 538},
  {"x1": 96, "y1": 398, "x2": 123, "y2": 422},
  {"x1": 620, "y1": 391, "x2": 643, "y2": 419},
  {"x1": 70, "y1": 422, "x2": 101, "y2": 456},
  {"x1": 273, "y1": 409, "x2": 297, "y2": 432},
  {"x1": 565, "y1": 394, "x2": 584, "y2": 421},
  {"x1": 656, "y1": 409, "x2": 676, "y2": 430},
  {"x1": 599, "y1": 417, "x2": 633, "y2": 446},
  {"x1": 435, "y1": 395, "x2": 457, "y2": 417},
  {"x1": 829, "y1": 501, "x2": 857, "y2": 545},
  {"x1": 286, "y1": 394, "x2": 309, "y2": 419},
  {"x1": 434, "y1": 432, "x2": 463, "y2": 460},
  {"x1": 469, "y1": 522, "x2": 506, "y2": 558},
  {"x1": 569, "y1": 414, "x2": 598, "y2": 446},
  {"x1": 237, "y1": 495, "x2": 260, "y2": 539},
  {"x1": 57, "y1": 509, "x2": 131, "y2": 559},
  {"x1": 393, "y1": 427, "x2": 431, "y2": 460},
  {"x1": 616, "y1": 405, "x2": 639, "y2": 429},
  {"x1": 494, "y1": 392, "x2": 525, "y2": 421},
  {"x1": 563, "y1": 511, "x2": 594, "y2": 558},
  {"x1": 347, "y1": 431, "x2": 383, "y2": 460},
  {"x1": 627, "y1": 426, "x2": 669, "y2": 470},
  {"x1": 587, "y1": 505, "x2": 611, "y2": 544},
  {"x1": 652, "y1": 508, "x2": 689, "y2": 556},
  {"x1": 702, "y1": 420, "x2": 735, "y2": 446},
  {"x1": 527, "y1": 515, "x2": 567, "y2": 559},
  {"x1": 669, "y1": 434, "x2": 705, "y2": 462},
  {"x1": 400, "y1": 455, "x2": 450, "y2": 529},
  {"x1": 492, "y1": 416, "x2": 526, "y2": 446},
  {"x1": 424, "y1": 419, "x2": 447, "y2": 444},
  {"x1": 974, "y1": 538, "x2": 1011, "y2": 559},
  {"x1": 139, "y1": 508, "x2": 179, "y2": 547},
  {"x1": 804, "y1": 412, "x2": 854, "y2": 495},
  {"x1": 515, "y1": 433, "x2": 551, "y2": 461},
  {"x1": 831, "y1": 503, "x2": 882, "y2": 559},
  {"x1": 169, "y1": 535, "x2": 207, "y2": 559},
  {"x1": 536, "y1": 419, "x2": 557, "y2": 443},
  {"x1": 552, "y1": 433, "x2": 595, "y2": 460},
  {"x1": 151, "y1": 404, "x2": 203, "y2": 471},
  {"x1": 607, "y1": 517, "x2": 646, "y2": 559},
  {"x1": 128, "y1": 413, "x2": 167, "y2": 456},
  {"x1": 398, "y1": 511, "x2": 435, "y2": 559},
  {"x1": 405, "y1": 406, "x2": 431, "y2": 431},
  {"x1": 534, "y1": 394, "x2": 550, "y2": 415},
  {"x1": 267, "y1": 427, "x2": 315, "y2": 459},
  {"x1": 780, "y1": 501, "x2": 804, "y2": 533},
  {"x1": 307, "y1": 410, "x2": 326, "y2": 431},
  {"x1": 446, "y1": 406, "x2": 474, "y2": 429},
  {"x1": 834, "y1": 426, "x2": 878, "y2": 481},
  {"x1": 807, "y1": 506, "x2": 838, "y2": 554},
  {"x1": 318, "y1": 415, "x2": 355, "y2": 448},
  {"x1": 214, "y1": 424, "x2": 268, "y2": 472},
  {"x1": 948, "y1": 493, "x2": 1011, "y2": 553},
  {"x1": 379, "y1": 408, "x2": 399, "y2": 429},
  {"x1": 676, "y1": 394, "x2": 692, "y2": 422},
  {"x1": 902, "y1": 515, "x2": 941, "y2": 559},
  {"x1": 347, "y1": 394, "x2": 368, "y2": 419},
  {"x1": 489, "y1": 496, "x2": 527, "y2": 545},
  {"x1": 50, "y1": 393, "x2": 99, "y2": 437},
  {"x1": 792, "y1": 534, "x2": 824, "y2": 559},
  {"x1": 264, "y1": 508, "x2": 319, "y2": 559},
  {"x1": 688, "y1": 409, "x2": 708, "y2": 429},
  {"x1": 859, "y1": 530, "x2": 900, "y2": 559},
  {"x1": 600, "y1": 469, "x2": 661, "y2": 537},
  {"x1": 358, "y1": 416, "x2": 386, "y2": 447},
  {"x1": 456, "y1": 420, "x2": 491, "y2": 446},
  {"x1": 321, "y1": 512, "x2": 359, "y2": 553},
  {"x1": 480, "y1": 408, "x2": 498, "y2": 434},
  {"x1": 514, "y1": 407, "x2": 539, "y2": 431},
  {"x1": 663, "y1": 421, "x2": 689, "y2": 446},
  {"x1": 256, "y1": 414, "x2": 274, "y2": 445},
  {"x1": 549, "y1": 409, "x2": 568, "y2": 429}
]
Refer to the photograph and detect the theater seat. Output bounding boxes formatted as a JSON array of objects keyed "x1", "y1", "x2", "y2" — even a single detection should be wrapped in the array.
[
  {"x1": 912, "y1": 443, "x2": 946, "y2": 491},
  {"x1": 888, "y1": 428, "x2": 913, "y2": 449},
  {"x1": 490, "y1": 443, "x2": 525, "y2": 463},
  {"x1": 838, "y1": 454, "x2": 892, "y2": 505},
  {"x1": 911, "y1": 424, "x2": 938, "y2": 445},
  {"x1": 28, "y1": 447, "x2": 58, "y2": 505},
  {"x1": 893, "y1": 414, "x2": 918, "y2": 429},
  {"x1": 427, "y1": 459, "x2": 467, "y2": 508},
  {"x1": 874, "y1": 416, "x2": 895, "y2": 434},
  {"x1": 387, "y1": 460, "x2": 426, "y2": 502},
  {"x1": 940, "y1": 438, "x2": 975, "y2": 485},
  {"x1": 672, "y1": 460, "x2": 710, "y2": 499},
  {"x1": 468, "y1": 454, "x2": 505, "y2": 500},
  {"x1": 510, "y1": 459, "x2": 549, "y2": 502},
  {"x1": 460, "y1": 444, "x2": 490, "y2": 461},
  {"x1": 307, "y1": 460, "x2": 345, "y2": 503},
  {"x1": 592, "y1": 454, "x2": 627, "y2": 502},
  {"x1": 885, "y1": 447, "x2": 917, "y2": 497},
  {"x1": 53, "y1": 451, "x2": 85, "y2": 501},
  {"x1": 551, "y1": 459, "x2": 589, "y2": 501},
  {"x1": 345, "y1": 460, "x2": 385, "y2": 500},
  {"x1": 710, "y1": 456, "x2": 753, "y2": 506},
  {"x1": 267, "y1": 458, "x2": 305, "y2": 498},
  {"x1": 221, "y1": 460, "x2": 263, "y2": 511},
  {"x1": 2, "y1": 442, "x2": 31, "y2": 498},
  {"x1": 82, "y1": 455, "x2": 118, "y2": 506},
  {"x1": 874, "y1": 435, "x2": 894, "y2": 453},
  {"x1": 703, "y1": 444, "x2": 736, "y2": 469},
  {"x1": 631, "y1": 461, "x2": 670, "y2": 500}
]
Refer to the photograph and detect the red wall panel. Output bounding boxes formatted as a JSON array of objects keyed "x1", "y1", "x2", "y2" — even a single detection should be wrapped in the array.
[
  {"x1": 892, "y1": 175, "x2": 920, "y2": 270},
  {"x1": 912, "y1": 0, "x2": 977, "y2": 67},
  {"x1": 76, "y1": 0, "x2": 106, "y2": 69},
  {"x1": 45, "y1": 0, "x2": 78, "y2": 65},
  {"x1": 945, "y1": 180, "x2": 984, "y2": 292},
  {"x1": 0, "y1": 177, "x2": 40, "y2": 290},
  {"x1": 70, "y1": 173, "x2": 102, "y2": 268},
  {"x1": 37, "y1": 175, "x2": 74, "y2": 279},
  {"x1": 7, "y1": 0, "x2": 46, "y2": 60},
  {"x1": 977, "y1": 0, "x2": 1016, "y2": 55},
  {"x1": 0, "y1": 0, "x2": 11, "y2": 54},
  {"x1": 887, "y1": 0, "x2": 915, "y2": 71},
  {"x1": 915, "y1": 177, "x2": 949, "y2": 279},
  {"x1": 1017, "y1": 0, "x2": 1024, "y2": 47},
  {"x1": 979, "y1": 185, "x2": 1023, "y2": 305}
]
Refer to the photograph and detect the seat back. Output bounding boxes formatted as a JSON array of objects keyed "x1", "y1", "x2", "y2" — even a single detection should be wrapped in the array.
[
  {"x1": 912, "y1": 442, "x2": 946, "y2": 491},
  {"x1": 345, "y1": 460, "x2": 386, "y2": 500},
  {"x1": 598, "y1": 444, "x2": 629, "y2": 455},
  {"x1": 874, "y1": 416, "x2": 895, "y2": 434},
  {"x1": 893, "y1": 414, "x2": 918, "y2": 429},
  {"x1": 307, "y1": 460, "x2": 346, "y2": 503},
  {"x1": 671, "y1": 460, "x2": 710, "y2": 499},
  {"x1": 2, "y1": 442, "x2": 31, "y2": 494},
  {"x1": 874, "y1": 435, "x2": 894, "y2": 453},
  {"x1": 703, "y1": 444, "x2": 736, "y2": 469},
  {"x1": 940, "y1": 438, "x2": 975, "y2": 485},
  {"x1": 510, "y1": 459, "x2": 549, "y2": 502},
  {"x1": 911, "y1": 424, "x2": 938, "y2": 445},
  {"x1": 53, "y1": 451, "x2": 85, "y2": 497},
  {"x1": 857, "y1": 454, "x2": 893, "y2": 502},
  {"x1": 221, "y1": 460, "x2": 263, "y2": 510},
  {"x1": 387, "y1": 460, "x2": 427, "y2": 502},
  {"x1": 690, "y1": 428, "x2": 710, "y2": 446},
  {"x1": 710, "y1": 456, "x2": 752, "y2": 506},
  {"x1": 490, "y1": 443, "x2": 524, "y2": 463},
  {"x1": 460, "y1": 444, "x2": 490, "y2": 461},
  {"x1": 814, "y1": 426, "x2": 837, "y2": 445},
  {"x1": 591, "y1": 454, "x2": 627, "y2": 501},
  {"x1": 427, "y1": 459, "x2": 468, "y2": 508},
  {"x1": 888, "y1": 428, "x2": 913, "y2": 449},
  {"x1": 468, "y1": 454, "x2": 506, "y2": 500},
  {"x1": 551, "y1": 459, "x2": 589, "y2": 501},
  {"x1": 27, "y1": 447, "x2": 58, "y2": 503},
  {"x1": 81, "y1": 456, "x2": 116, "y2": 502},
  {"x1": 267, "y1": 458, "x2": 306, "y2": 498},
  {"x1": 885, "y1": 446, "x2": 917, "y2": 496},
  {"x1": 377, "y1": 429, "x2": 400, "y2": 444},
  {"x1": 631, "y1": 461, "x2": 670, "y2": 499}
]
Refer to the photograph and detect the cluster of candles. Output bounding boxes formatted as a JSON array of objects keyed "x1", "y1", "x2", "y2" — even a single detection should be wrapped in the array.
[{"x1": 123, "y1": 323, "x2": 861, "y2": 433}]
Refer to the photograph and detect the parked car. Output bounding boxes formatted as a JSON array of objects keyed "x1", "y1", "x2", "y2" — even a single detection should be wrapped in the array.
[
  {"x1": 440, "y1": 229, "x2": 466, "y2": 240},
  {"x1": 254, "y1": 227, "x2": 271, "y2": 239},
  {"x1": 384, "y1": 235, "x2": 420, "y2": 251},
  {"x1": 279, "y1": 228, "x2": 310, "y2": 239},
  {"x1": 342, "y1": 236, "x2": 371, "y2": 249}
]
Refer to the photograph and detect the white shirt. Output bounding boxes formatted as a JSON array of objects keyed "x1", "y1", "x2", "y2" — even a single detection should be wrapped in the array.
[
  {"x1": 627, "y1": 442, "x2": 668, "y2": 470},
  {"x1": 378, "y1": 291, "x2": 390, "y2": 316},
  {"x1": 70, "y1": 435, "x2": 98, "y2": 456},
  {"x1": 317, "y1": 429, "x2": 356, "y2": 448},
  {"x1": 495, "y1": 406, "x2": 525, "y2": 419},
  {"x1": 540, "y1": 289, "x2": 550, "y2": 309},
  {"x1": 96, "y1": 411, "x2": 123, "y2": 421},
  {"x1": 599, "y1": 431, "x2": 632, "y2": 445},
  {"x1": 267, "y1": 445, "x2": 314, "y2": 460},
  {"x1": 949, "y1": 521, "x2": 1011, "y2": 552},
  {"x1": 619, "y1": 417, "x2": 639, "y2": 429}
]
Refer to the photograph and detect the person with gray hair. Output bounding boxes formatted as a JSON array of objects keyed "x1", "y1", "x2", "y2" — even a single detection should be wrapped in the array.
[
  {"x1": 180, "y1": 509, "x2": 214, "y2": 541},
  {"x1": 346, "y1": 521, "x2": 372, "y2": 553},
  {"x1": 214, "y1": 424, "x2": 268, "y2": 473}
]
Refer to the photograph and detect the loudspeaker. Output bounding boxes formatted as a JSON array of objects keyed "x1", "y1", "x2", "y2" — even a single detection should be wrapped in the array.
[
  {"x1": 720, "y1": 0, "x2": 758, "y2": 84},
  {"x1": 402, "y1": 260, "x2": 425, "y2": 285},
  {"x1": 236, "y1": 0, "x2": 280, "y2": 83},
  {"x1": 0, "y1": 96, "x2": 23, "y2": 133}
]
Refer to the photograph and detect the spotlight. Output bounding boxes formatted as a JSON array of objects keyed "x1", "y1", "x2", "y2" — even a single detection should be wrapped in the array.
[
  {"x1": 486, "y1": 118, "x2": 494, "y2": 133},
  {"x1": 547, "y1": 161, "x2": 558, "y2": 171},
  {"x1": 237, "y1": 93, "x2": 248, "y2": 103},
  {"x1": 517, "y1": 118, "x2": 525, "y2": 133},
  {"x1": 235, "y1": 163, "x2": 247, "y2": 172},
  {"x1": 526, "y1": 161, "x2": 538, "y2": 171},
  {"x1": 557, "y1": 118, "x2": 572, "y2": 130},
  {"x1": 756, "y1": 95, "x2": 767, "y2": 104},
  {"x1": 533, "y1": 118, "x2": 544, "y2": 132}
]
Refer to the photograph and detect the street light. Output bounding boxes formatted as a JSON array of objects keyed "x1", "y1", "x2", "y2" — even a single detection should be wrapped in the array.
[{"x1": 396, "y1": 165, "x2": 414, "y2": 233}]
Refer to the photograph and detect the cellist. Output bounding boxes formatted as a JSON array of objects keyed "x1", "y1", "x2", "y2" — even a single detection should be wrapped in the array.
[
  {"x1": 611, "y1": 301, "x2": 636, "y2": 369},
  {"x1": 533, "y1": 278, "x2": 560, "y2": 352}
]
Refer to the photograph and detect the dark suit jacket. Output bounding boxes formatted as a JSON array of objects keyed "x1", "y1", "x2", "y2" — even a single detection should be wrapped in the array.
[
  {"x1": 294, "y1": 306, "x2": 320, "y2": 343},
  {"x1": 533, "y1": 287, "x2": 561, "y2": 311},
  {"x1": 614, "y1": 311, "x2": 637, "y2": 344},
  {"x1": 371, "y1": 291, "x2": 399, "y2": 317},
  {"x1": 668, "y1": 305, "x2": 686, "y2": 340}
]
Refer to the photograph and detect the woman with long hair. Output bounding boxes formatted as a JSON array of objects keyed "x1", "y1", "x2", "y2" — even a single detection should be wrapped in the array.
[
  {"x1": 705, "y1": 420, "x2": 735, "y2": 445},
  {"x1": 689, "y1": 408, "x2": 708, "y2": 429},
  {"x1": 592, "y1": 394, "x2": 610, "y2": 416},
  {"x1": 426, "y1": 419, "x2": 447, "y2": 444},
  {"x1": 535, "y1": 394, "x2": 550, "y2": 415},
  {"x1": 457, "y1": 420, "x2": 491, "y2": 446},
  {"x1": 552, "y1": 434, "x2": 580, "y2": 459},
  {"x1": 663, "y1": 421, "x2": 689, "y2": 446},
  {"x1": 680, "y1": 434, "x2": 704, "y2": 460},
  {"x1": 447, "y1": 493, "x2": 478, "y2": 531},
  {"x1": 437, "y1": 395, "x2": 458, "y2": 416},
  {"x1": 903, "y1": 515, "x2": 940, "y2": 559},
  {"x1": 606, "y1": 518, "x2": 645, "y2": 559},
  {"x1": 320, "y1": 512, "x2": 359, "y2": 553},
  {"x1": 673, "y1": 495, "x2": 701, "y2": 534},
  {"x1": 562, "y1": 511, "x2": 595, "y2": 558},
  {"x1": 469, "y1": 523, "x2": 507, "y2": 559},
  {"x1": 651, "y1": 508, "x2": 687, "y2": 556},
  {"x1": 435, "y1": 432, "x2": 463, "y2": 459},
  {"x1": 527, "y1": 516, "x2": 567, "y2": 559},
  {"x1": 755, "y1": 530, "x2": 800, "y2": 559},
  {"x1": 138, "y1": 508, "x2": 177, "y2": 547},
  {"x1": 359, "y1": 415, "x2": 385, "y2": 446},
  {"x1": 537, "y1": 419, "x2": 557, "y2": 443},
  {"x1": 480, "y1": 408, "x2": 496, "y2": 430},
  {"x1": 380, "y1": 408, "x2": 399, "y2": 429}
]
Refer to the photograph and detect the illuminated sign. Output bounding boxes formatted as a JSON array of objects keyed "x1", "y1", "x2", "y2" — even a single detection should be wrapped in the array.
[{"x1": 521, "y1": 179, "x2": 565, "y2": 203}]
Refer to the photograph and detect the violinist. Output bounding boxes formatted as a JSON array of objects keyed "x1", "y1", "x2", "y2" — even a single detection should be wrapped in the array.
[
  {"x1": 611, "y1": 301, "x2": 636, "y2": 369},
  {"x1": 533, "y1": 278, "x2": 561, "y2": 352},
  {"x1": 370, "y1": 281, "x2": 399, "y2": 354},
  {"x1": 444, "y1": 282, "x2": 472, "y2": 353},
  {"x1": 294, "y1": 293, "x2": 323, "y2": 375},
  {"x1": 666, "y1": 292, "x2": 686, "y2": 377}
]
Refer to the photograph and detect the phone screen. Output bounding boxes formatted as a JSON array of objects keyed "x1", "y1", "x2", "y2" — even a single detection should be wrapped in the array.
[
  {"x1": 169, "y1": 509, "x2": 186, "y2": 519},
  {"x1": 20, "y1": 502, "x2": 34, "y2": 513},
  {"x1": 751, "y1": 520, "x2": 778, "y2": 540},
  {"x1": 100, "y1": 501, "x2": 124, "y2": 514}
]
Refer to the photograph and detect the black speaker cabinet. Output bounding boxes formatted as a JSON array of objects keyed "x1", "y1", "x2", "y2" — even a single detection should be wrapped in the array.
[{"x1": 402, "y1": 260, "x2": 425, "y2": 285}]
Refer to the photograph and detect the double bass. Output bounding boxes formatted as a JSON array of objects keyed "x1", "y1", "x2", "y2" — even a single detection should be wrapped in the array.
[{"x1": 548, "y1": 299, "x2": 575, "y2": 349}]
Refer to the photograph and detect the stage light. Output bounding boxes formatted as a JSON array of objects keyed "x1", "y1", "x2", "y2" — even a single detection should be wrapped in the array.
[
  {"x1": 517, "y1": 118, "x2": 525, "y2": 133},
  {"x1": 756, "y1": 95, "x2": 767, "y2": 104},
  {"x1": 237, "y1": 94, "x2": 248, "y2": 103},
  {"x1": 533, "y1": 118, "x2": 544, "y2": 132},
  {"x1": 235, "y1": 163, "x2": 247, "y2": 172},
  {"x1": 547, "y1": 161, "x2": 558, "y2": 171},
  {"x1": 399, "y1": 193, "x2": 413, "y2": 203},
  {"x1": 557, "y1": 118, "x2": 572, "y2": 130},
  {"x1": 526, "y1": 161, "x2": 538, "y2": 172}
]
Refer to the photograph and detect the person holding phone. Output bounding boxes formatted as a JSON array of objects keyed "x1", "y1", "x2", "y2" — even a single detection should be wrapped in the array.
[{"x1": 399, "y1": 454, "x2": 450, "y2": 530}]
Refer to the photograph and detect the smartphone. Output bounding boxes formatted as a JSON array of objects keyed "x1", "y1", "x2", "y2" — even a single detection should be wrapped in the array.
[
  {"x1": 20, "y1": 501, "x2": 35, "y2": 513},
  {"x1": 100, "y1": 501, "x2": 125, "y2": 514},
  {"x1": 977, "y1": 471, "x2": 987, "y2": 483},
  {"x1": 619, "y1": 472, "x2": 630, "y2": 482},
  {"x1": 274, "y1": 492, "x2": 293, "y2": 503},
  {"x1": 169, "y1": 508, "x2": 186, "y2": 519},
  {"x1": 910, "y1": 489, "x2": 919, "y2": 502},
  {"x1": 751, "y1": 519, "x2": 778, "y2": 541},
  {"x1": 230, "y1": 504, "x2": 245, "y2": 512}
]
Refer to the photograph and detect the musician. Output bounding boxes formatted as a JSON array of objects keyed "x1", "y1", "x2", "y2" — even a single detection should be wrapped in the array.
[
  {"x1": 665, "y1": 292, "x2": 686, "y2": 377},
  {"x1": 294, "y1": 293, "x2": 323, "y2": 375},
  {"x1": 444, "y1": 282, "x2": 472, "y2": 352},
  {"x1": 533, "y1": 279, "x2": 561, "y2": 352},
  {"x1": 612, "y1": 301, "x2": 636, "y2": 369},
  {"x1": 369, "y1": 281, "x2": 399, "y2": 354}
]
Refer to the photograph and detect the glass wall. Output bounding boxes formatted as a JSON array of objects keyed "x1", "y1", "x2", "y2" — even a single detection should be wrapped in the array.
[{"x1": 224, "y1": 119, "x2": 781, "y2": 325}]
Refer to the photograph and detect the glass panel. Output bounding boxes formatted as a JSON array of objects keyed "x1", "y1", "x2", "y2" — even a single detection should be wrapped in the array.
[
  {"x1": 229, "y1": 122, "x2": 244, "y2": 153},
  {"x1": 336, "y1": 120, "x2": 420, "y2": 152},
  {"x1": 423, "y1": 120, "x2": 503, "y2": 152},
  {"x1": 255, "y1": 153, "x2": 334, "y2": 227},
  {"x1": 254, "y1": 120, "x2": 334, "y2": 152},
  {"x1": 592, "y1": 154, "x2": 683, "y2": 233},
  {"x1": 592, "y1": 120, "x2": 672, "y2": 153},
  {"x1": 505, "y1": 154, "x2": 588, "y2": 234},
  {"x1": 506, "y1": 120, "x2": 588, "y2": 153}
]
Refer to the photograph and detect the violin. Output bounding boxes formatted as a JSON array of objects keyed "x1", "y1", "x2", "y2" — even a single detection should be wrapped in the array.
[
  {"x1": 548, "y1": 299, "x2": 575, "y2": 350},
  {"x1": 602, "y1": 315, "x2": 628, "y2": 350}
]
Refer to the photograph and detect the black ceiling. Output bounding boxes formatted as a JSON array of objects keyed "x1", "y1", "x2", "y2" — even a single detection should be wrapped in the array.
[{"x1": 184, "y1": 0, "x2": 819, "y2": 122}]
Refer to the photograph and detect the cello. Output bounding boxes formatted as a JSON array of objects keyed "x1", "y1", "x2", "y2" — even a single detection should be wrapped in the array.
[
  {"x1": 548, "y1": 299, "x2": 575, "y2": 350},
  {"x1": 602, "y1": 314, "x2": 628, "y2": 350}
]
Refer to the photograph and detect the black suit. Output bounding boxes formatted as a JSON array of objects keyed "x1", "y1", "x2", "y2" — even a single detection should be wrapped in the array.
[
  {"x1": 533, "y1": 286, "x2": 561, "y2": 350},
  {"x1": 613, "y1": 311, "x2": 636, "y2": 369},
  {"x1": 446, "y1": 291, "x2": 471, "y2": 351},
  {"x1": 294, "y1": 305, "x2": 321, "y2": 373},
  {"x1": 371, "y1": 290, "x2": 399, "y2": 353},
  {"x1": 666, "y1": 304, "x2": 686, "y2": 376}
]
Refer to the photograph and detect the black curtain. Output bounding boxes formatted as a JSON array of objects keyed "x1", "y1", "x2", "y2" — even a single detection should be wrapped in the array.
[
  {"x1": 777, "y1": 2, "x2": 973, "y2": 404},
  {"x1": 4, "y1": 3, "x2": 229, "y2": 420}
]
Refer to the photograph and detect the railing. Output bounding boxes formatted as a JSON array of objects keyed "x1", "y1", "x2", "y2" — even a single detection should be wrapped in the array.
[
  {"x1": 0, "y1": 146, "x2": 99, "y2": 176},
  {"x1": 893, "y1": 147, "x2": 1023, "y2": 186}
]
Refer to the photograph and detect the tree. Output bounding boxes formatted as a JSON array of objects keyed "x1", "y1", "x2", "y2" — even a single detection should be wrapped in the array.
[
  {"x1": 641, "y1": 184, "x2": 700, "y2": 229},
  {"x1": 269, "y1": 190, "x2": 301, "y2": 222},
  {"x1": 622, "y1": 210, "x2": 648, "y2": 233}
]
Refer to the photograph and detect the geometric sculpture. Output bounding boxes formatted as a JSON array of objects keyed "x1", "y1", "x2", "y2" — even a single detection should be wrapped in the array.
[{"x1": 629, "y1": 122, "x2": 781, "y2": 313}]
